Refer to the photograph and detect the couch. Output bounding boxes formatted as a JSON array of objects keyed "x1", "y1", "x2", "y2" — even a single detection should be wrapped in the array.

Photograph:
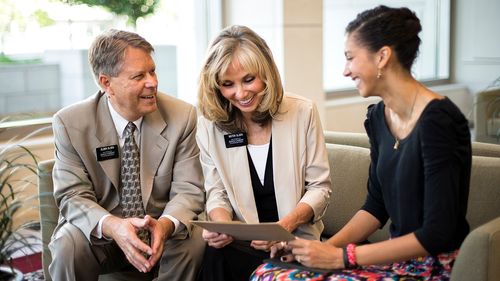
[
  {"x1": 38, "y1": 131, "x2": 500, "y2": 281},
  {"x1": 323, "y1": 130, "x2": 500, "y2": 281}
]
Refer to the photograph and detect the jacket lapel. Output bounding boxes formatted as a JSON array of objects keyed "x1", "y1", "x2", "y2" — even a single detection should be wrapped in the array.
[
  {"x1": 271, "y1": 104, "x2": 299, "y2": 218},
  {"x1": 225, "y1": 143, "x2": 260, "y2": 223},
  {"x1": 225, "y1": 141, "x2": 259, "y2": 223},
  {"x1": 94, "y1": 92, "x2": 121, "y2": 192},
  {"x1": 140, "y1": 109, "x2": 168, "y2": 207}
]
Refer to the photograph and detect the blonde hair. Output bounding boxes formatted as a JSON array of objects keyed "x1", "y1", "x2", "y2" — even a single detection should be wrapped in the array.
[{"x1": 198, "y1": 25, "x2": 283, "y2": 133}]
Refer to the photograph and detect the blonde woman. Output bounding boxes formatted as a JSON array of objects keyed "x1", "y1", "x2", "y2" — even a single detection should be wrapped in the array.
[{"x1": 196, "y1": 25, "x2": 331, "y2": 280}]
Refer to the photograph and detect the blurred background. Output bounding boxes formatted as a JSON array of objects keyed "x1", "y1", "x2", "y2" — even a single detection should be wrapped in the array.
[{"x1": 0, "y1": 0, "x2": 499, "y2": 142}]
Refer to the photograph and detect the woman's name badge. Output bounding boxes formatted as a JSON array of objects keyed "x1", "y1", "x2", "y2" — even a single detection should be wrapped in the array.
[{"x1": 224, "y1": 132, "x2": 248, "y2": 148}]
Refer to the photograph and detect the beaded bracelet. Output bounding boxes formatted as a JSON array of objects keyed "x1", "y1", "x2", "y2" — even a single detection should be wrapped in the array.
[
  {"x1": 346, "y1": 243, "x2": 358, "y2": 268},
  {"x1": 342, "y1": 246, "x2": 350, "y2": 269}
]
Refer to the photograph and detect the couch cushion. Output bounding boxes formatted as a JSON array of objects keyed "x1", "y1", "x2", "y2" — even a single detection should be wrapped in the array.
[{"x1": 322, "y1": 130, "x2": 500, "y2": 158}]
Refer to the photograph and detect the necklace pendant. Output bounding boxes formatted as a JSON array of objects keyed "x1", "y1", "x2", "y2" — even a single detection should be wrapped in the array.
[{"x1": 393, "y1": 139, "x2": 400, "y2": 150}]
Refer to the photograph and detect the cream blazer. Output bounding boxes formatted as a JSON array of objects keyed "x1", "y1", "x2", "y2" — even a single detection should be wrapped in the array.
[{"x1": 196, "y1": 94, "x2": 331, "y2": 240}]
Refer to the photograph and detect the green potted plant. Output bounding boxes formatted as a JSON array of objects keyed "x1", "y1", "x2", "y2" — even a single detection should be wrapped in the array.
[{"x1": 0, "y1": 130, "x2": 42, "y2": 280}]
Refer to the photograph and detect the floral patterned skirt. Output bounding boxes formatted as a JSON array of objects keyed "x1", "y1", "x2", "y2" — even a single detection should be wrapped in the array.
[{"x1": 250, "y1": 250, "x2": 458, "y2": 281}]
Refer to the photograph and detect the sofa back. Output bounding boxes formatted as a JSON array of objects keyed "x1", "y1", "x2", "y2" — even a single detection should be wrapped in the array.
[
  {"x1": 323, "y1": 130, "x2": 500, "y2": 158},
  {"x1": 323, "y1": 131, "x2": 370, "y2": 149},
  {"x1": 472, "y1": 141, "x2": 500, "y2": 158}
]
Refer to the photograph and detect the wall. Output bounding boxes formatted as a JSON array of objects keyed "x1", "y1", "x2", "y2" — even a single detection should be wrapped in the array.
[
  {"x1": 1, "y1": 46, "x2": 177, "y2": 118},
  {"x1": 452, "y1": 0, "x2": 500, "y2": 93},
  {"x1": 43, "y1": 46, "x2": 178, "y2": 106},
  {"x1": 152, "y1": 46, "x2": 178, "y2": 96},
  {"x1": 326, "y1": 0, "x2": 500, "y2": 136},
  {"x1": 222, "y1": 0, "x2": 500, "y2": 134},
  {"x1": 223, "y1": 0, "x2": 326, "y2": 123},
  {"x1": 0, "y1": 64, "x2": 60, "y2": 116},
  {"x1": 451, "y1": 0, "x2": 500, "y2": 143},
  {"x1": 282, "y1": 0, "x2": 324, "y2": 122},
  {"x1": 325, "y1": 96, "x2": 379, "y2": 133},
  {"x1": 43, "y1": 49, "x2": 96, "y2": 107},
  {"x1": 325, "y1": 84, "x2": 471, "y2": 133}
]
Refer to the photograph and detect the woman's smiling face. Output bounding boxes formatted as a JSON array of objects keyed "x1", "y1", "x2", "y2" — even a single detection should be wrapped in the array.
[
  {"x1": 218, "y1": 57, "x2": 265, "y2": 121},
  {"x1": 342, "y1": 33, "x2": 380, "y2": 98}
]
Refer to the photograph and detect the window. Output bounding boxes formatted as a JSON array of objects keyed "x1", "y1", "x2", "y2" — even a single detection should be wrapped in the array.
[
  {"x1": 0, "y1": 0, "x2": 220, "y2": 124},
  {"x1": 323, "y1": 0, "x2": 450, "y2": 92}
]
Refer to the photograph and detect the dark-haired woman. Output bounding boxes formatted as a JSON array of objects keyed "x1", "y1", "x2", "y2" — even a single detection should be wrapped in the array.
[{"x1": 251, "y1": 5, "x2": 471, "y2": 280}]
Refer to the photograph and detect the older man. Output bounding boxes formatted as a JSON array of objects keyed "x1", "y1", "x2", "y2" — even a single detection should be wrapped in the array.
[{"x1": 49, "y1": 29, "x2": 205, "y2": 280}]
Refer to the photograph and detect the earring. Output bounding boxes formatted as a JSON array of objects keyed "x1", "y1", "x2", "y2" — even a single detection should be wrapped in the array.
[{"x1": 377, "y1": 69, "x2": 382, "y2": 79}]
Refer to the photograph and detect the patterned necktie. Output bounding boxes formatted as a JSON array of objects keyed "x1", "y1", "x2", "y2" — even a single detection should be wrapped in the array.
[{"x1": 121, "y1": 122, "x2": 150, "y2": 246}]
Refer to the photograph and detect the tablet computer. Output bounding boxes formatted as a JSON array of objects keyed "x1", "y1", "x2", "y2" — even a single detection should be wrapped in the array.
[{"x1": 191, "y1": 221, "x2": 295, "y2": 241}]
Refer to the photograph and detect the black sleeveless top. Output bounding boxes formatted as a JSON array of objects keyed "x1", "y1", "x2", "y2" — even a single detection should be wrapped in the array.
[{"x1": 246, "y1": 139, "x2": 279, "y2": 222}]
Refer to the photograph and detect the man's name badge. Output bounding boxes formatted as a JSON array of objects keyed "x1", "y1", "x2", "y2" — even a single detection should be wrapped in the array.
[
  {"x1": 224, "y1": 132, "x2": 248, "y2": 148},
  {"x1": 96, "y1": 145, "x2": 119, "y2": 161}
]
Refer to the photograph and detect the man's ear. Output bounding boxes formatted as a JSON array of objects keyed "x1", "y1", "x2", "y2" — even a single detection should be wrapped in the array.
[
  {"x1": 377, "y1": 46, "x2": 392, "y2": 69},
  {"x1": 98, "y1": 74, "x2": 112, "y2": 95}
]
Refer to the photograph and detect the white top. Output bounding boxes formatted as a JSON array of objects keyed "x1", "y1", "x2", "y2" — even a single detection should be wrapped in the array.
[{"x1": 247, "y1": 143, "x2": 270, "y2": 185}]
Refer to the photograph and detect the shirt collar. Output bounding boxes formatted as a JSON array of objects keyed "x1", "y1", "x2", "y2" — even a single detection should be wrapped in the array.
[{"x1": 107, "y1": 97, "x2": 143, "y2": 138}]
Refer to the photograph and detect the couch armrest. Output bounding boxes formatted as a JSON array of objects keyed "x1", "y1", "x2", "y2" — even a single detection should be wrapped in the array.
[
  {"x1": 451, "y1": 217, "x2": 500, "y2": 281},
  {"x1": 37, "y1": 159, "x2": 57, "y2": 281}
]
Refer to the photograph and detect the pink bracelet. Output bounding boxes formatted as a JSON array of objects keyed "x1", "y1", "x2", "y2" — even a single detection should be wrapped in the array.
[{"x1": 346, "y1": 243, "x2": 358, "y2": 267}]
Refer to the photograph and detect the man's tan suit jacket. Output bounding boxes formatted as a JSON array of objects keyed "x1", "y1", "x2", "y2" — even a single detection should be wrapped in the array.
[{"x1": 52, "y1": 91, "x2": 205, "y2": 243}]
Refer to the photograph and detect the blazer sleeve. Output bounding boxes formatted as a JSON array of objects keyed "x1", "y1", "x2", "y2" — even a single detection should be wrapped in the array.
[
  {"x1": 52, "y1": 113, "x2": 110, "y2": 241},
  {"x1": 299, "y1": 102, "x2": 332, "y2": 222},
  {"x1": 195, "y1": 117, "x2": 235, "y2": 217}
]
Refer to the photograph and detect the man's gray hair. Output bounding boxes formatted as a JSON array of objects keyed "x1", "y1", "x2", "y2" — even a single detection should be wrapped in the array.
[{"x1": 88, "y1": 29, "x2": 154, "y2": 83}]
